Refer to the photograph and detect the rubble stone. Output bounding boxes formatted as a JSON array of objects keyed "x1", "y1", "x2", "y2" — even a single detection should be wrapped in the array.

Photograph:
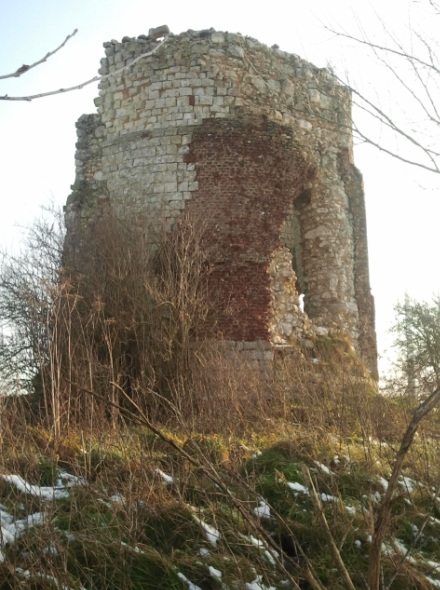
[{"x1": 65, "y1": 27, "x2": 378, "y2": 377}]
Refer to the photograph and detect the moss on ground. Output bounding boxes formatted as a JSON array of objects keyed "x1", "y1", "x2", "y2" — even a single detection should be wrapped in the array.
[{"x1": 0, "y1": 426, "x2": 440, "y2": 589}]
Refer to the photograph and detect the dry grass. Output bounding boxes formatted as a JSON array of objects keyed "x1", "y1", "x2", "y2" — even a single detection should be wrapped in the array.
[
  {"x1": 0, "y1": 209, "x2": 440, "y2": 588},
  {"x1": 0, "y1": 390, "x2": 439, "y2": 590}
]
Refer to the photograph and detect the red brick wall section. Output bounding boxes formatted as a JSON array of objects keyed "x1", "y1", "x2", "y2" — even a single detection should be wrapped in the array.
[
  {"x1": 183, "y1": 115, "x2": 310, "y2": 341},
  {"x1": 208, "y1": 263, "x2": 270, "y2": 341}
]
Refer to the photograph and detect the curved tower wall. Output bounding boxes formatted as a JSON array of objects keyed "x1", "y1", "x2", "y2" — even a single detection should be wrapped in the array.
[{"x1": 65, "y1": 28, "x2": 377, "y2": 376}]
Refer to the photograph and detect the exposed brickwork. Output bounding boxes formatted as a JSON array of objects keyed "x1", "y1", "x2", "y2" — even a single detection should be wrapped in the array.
[
  {"x1": 64, "y1": 27, "x2": 378, "y2": 377},
  {"x1": 208, "y1": 263, "x2": 271, "y2": 341},
  {"x1": 182, "y1": 116, "x2": 310, "y2": 341}
]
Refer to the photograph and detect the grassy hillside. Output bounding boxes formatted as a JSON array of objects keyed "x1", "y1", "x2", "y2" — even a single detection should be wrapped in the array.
[
  {"x1": 0, "y1": 349, "x2": 440, "y2": 590},
  {"x1": 1, "y1": 212, "x2": 439, "y2": 589}
]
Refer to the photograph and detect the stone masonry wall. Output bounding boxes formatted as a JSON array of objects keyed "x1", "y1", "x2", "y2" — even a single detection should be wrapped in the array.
[{"x1": 65, "y1": 27, "x2": 378, "y2": 376}]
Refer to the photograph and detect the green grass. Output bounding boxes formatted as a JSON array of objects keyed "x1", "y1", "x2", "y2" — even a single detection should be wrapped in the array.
[{"x1": 1, "y1": 423, "x2": 440, "y2": 589}]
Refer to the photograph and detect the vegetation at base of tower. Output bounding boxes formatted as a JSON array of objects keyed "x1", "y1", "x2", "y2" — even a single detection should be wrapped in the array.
[{"x1": 0, "y1": 210, "x2": 440, "y2": 589}]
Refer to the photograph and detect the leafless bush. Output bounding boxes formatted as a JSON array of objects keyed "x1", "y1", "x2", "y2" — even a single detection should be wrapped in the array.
[
  {"x1": 0, "y1": 205, "x2": 392, "y2": 444},
  {"x1": 52, "y1": 210, "x2": 220, "y2": 431},
  {"x1": 0, "y1": 207, "x2": 65, "y2": 401}
]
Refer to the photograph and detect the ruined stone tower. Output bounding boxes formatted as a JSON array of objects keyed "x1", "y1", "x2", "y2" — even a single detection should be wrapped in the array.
[{"x1": 65, "y1": 27, "x2": 378, "y2": 377}]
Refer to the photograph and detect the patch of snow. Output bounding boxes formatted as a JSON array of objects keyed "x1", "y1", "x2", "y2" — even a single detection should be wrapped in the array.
[
  {"x1": 110, "y1": 493, "x2": 125, "y2": 504},
  {"x1": 314, "y1": 461, "x2": 333, "y2": 475},
  {"x1": 400, "y1": 476, "x2": 417, "y2": 493},
  {"x1": 427, "y1": 560, "x2": 440, "y2": 571},
  {"x1": 425, "y1": 576, "x2": 440, "y2": 589},
  {"x1": 242, "y1": 534, "x2": 264, "y2": 549},
  {"x1": 241, "y1": 534, "x2": 279, "y2": 566},
  {"x1": 2, "y1": 475, "x2": 69, "y2": 500},
  {"x1": 380, "y1": 538, "x2": 416, "y2": 564},
  {"x1": 177, "y1": 572, "x2": 203, "y2": 590},
  {"x1": 354, "y1": 540, "x2": 362, "y2": 548},
  {"x1": 0, "y1": 508, "x2": 13, "y2": 526},
  {"x1": 345, "y1": 505, "x2": 356, "y2": 516},
  {"x1": 43, "y1": 542, "x2": 58, "y2": 556},
  {"x1": 193, "y1": 515, "x2": 220, "y2": 547},
  {"x1": 0, "y1": 523, "x2": 16, "y2": 546},
  {"x1": 246, "y1": 575, "x2": 276, "y2": 590},
  {"x1": 264, "y1": 550, "x2": 276, "y2": 565},
  {"x1": 120, "y1": 541, "x2": 144, "y2": 554},
  {"x1": 199, "y1": 547, "x2": 210, "y2": 557},
  {"x1": 287, "y1": 482, "x2": 309, "y2": 495},
  {"x1": 156, "y1": 469, "x2": 173, "y2": 484},
  {"x1": 16, "y1": 511, "x2": 45, "y2": 534},
  {"x1": 381, "y1": 542, "x2": 394, "y2": 557},
  {"x1": 394, "y1": 538, "x2": 410, "y2": 556},
  {"x1": 320, "y1": 493, "x2": 338, "y2": 503},
  {"x1": 378, "y1": 476, "x2": 389, "y2": 491},
  {"x1": 371, "y1": 491, "x2": 382, "y2": 503},
  {"x1": 0, "y1": 504, "x2": 47, "y2": 562},
  {"x1": 15, "y1": 568, "x2": 83, "y2": 590},
  {"x1": 39, "y1": 572, "x2": 79, "y2": 590},
  {"x1": 57, "y1": 472, "x2": 86, "y2": 487},
  {"x1": 208, "y1": 566, "x2": 222, "y2": 579},
  {"x1": 254, "y1": 499, "x2": 271, "y2": 520}
]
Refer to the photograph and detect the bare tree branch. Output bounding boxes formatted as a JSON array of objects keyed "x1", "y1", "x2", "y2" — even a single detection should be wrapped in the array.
[
  {"x1": 0, "y1": 29, "x2": 78, "y2": 81},
  {"x1": 428, "y1": 0, "x2": 440, "y2": 14},
  {"x1": 88, "y1": 380, "x2": 309, "y2": 590},
  {"x1": 349, "y1": 86, "x2": 440, "y2": 173},
  {"x1": 385, "y1": 484, "x2": 440, "y2": 590},
  {"x1": 325, "y1": 1, "x2": 440, "y2": 175},
  {"x1": 328, "y1": 29, "x2": 440, "y2": 76},
  {"x1": 0, "y1": 33, "x2": 169, "y2": 102},
  {"x1": 368, "y1": 385, "x2": 440, "y2": 590}
]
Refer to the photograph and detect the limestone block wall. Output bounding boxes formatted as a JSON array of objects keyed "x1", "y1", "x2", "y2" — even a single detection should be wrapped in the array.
[{"x1": 65, "y1": 27, "x2": 377, "y2": 376}]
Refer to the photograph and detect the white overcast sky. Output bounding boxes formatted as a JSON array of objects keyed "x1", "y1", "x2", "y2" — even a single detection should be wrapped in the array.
[{"x1": 0, "y1": 0, "x2": 439, "y2": 374}]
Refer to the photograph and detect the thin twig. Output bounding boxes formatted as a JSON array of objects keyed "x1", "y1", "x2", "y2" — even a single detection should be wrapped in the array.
[
  {"x1": 385, "y1": 485, "x2": 440, "y2": 590},
  {"x1": 76, "y1": 379, "x2": 324, "y2": 590},
  {"x1": 327, "y1": 29, "x2": 440, "y2": 76},
  {"x1": 368, "y1": 385, "x2": 440, "y2": 590},
  {"x1": 0, "y1": 34, "x2": 168, "y2": 101},
  {"x1": 0, "y1": 29, "x2": 78, "y2": 80},
  {"x1": 303, "y1": 467, "x2": 356, "y2": 590}
]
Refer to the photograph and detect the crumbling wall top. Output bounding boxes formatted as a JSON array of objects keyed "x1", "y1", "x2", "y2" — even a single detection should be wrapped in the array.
[{"x1": 65, "y1": 26, "x2": 377, "y2": 377}]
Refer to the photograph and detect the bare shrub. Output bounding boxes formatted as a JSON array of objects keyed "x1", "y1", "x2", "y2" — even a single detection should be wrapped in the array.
[
  {"x1": 0, "y1": 208, "x2": 64, "y2": 392},
  {"x1": 0, "y1": 205, "x2": 392, "y2": 444},
  {"x1": 52, "y1": 209, "x2": 225, "y2": 431}
]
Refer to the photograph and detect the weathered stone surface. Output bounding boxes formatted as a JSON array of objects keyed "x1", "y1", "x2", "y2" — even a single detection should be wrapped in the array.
[{"x1": 65, "y1": 27, "x2": 378, "y2": 377}]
